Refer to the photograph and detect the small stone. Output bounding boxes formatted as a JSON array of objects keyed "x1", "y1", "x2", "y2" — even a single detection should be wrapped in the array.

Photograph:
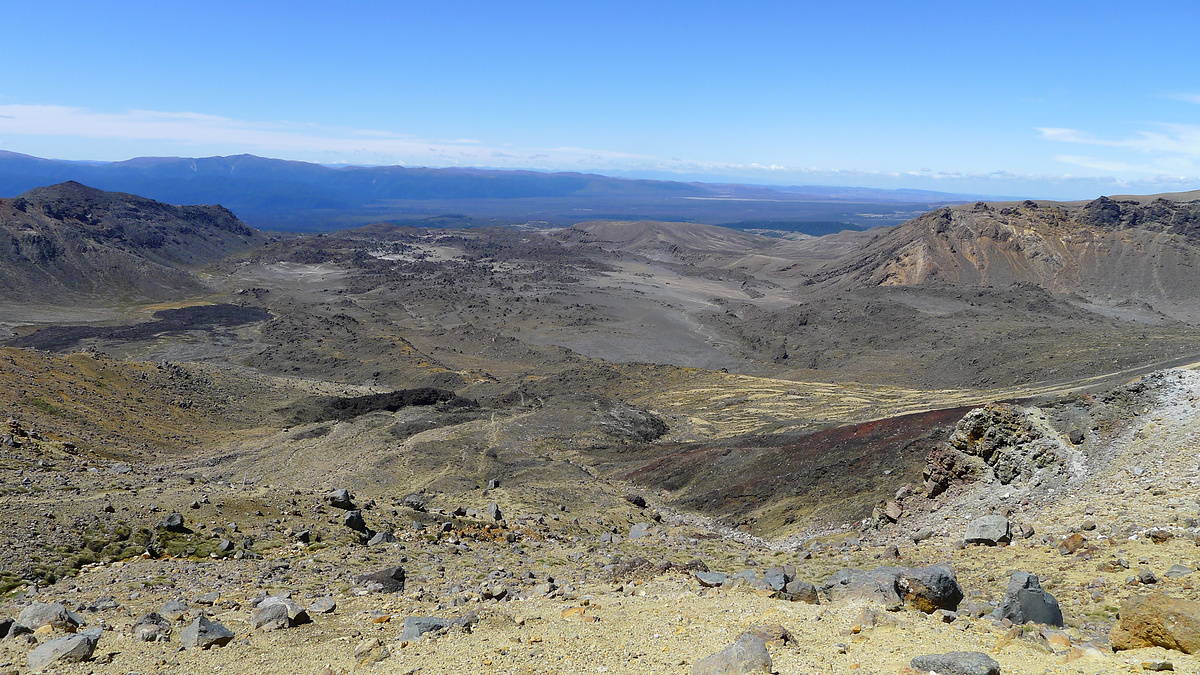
[
  {"x1": 195, "y1": 591, "x2": 221, "y2": 606},
  {"x1": 402, "y1": 493, "x2": 426, "y2": 512},
  {"x1": 629, "y1": 522, "x2": 652, "y2": 539},
  {"x1": 695, "y1": 571, "x2": 727, "y2": 588},
  {"x1": 367, "y1": 531, "x2": 397, "y2": 546},
  {"x1": 1143, "y1": 660, "x2": 1175, "y2": 671},
  {"x1": 625, "y1": 493, "x2": 647, "y2": 508},
  {"x1": 160, "y1": 513, "x2": 188, "y2": 532},
  {"x1": 400, "y1": 616, "x2": 450, "y2": 641},
  {"x1": 131, "y1": 613, "x2": 170, "y2": 642},
  {"x1": 487, "y1": 479, "x2": 501, "y2": 489},
  {"x1": 910, "y1": 651, "x2": 1000, "y2": 675},
  {"x1": 1059, "y1": 533, "x2": 1086, "y2": 555},
  {"x1": 883, "y1": 544, "x2": 900, "y2": 560},
  {"x1": 692, "y1": 632, "x2": 772, "y2": 674},
  {"x1": 310, "y1": 597, "x2": 337, "y2": 614},
  {"x1": 964, "y1": 515, "x2": 1010, "y2": 546},
  {"x1": 486, "y1": 502, "x2": 502, "y2": 521},
  {"x1": 160, "y1": 600, "x2": 190, "y2": 622},
  {"x1": 354, "y1": 566, "x2": 406, "y2": 593},
  {"x1": 1140, "y1": 569, "x2": 1159, "y2": 585},
  {"x1": 179, "y1": 616, "x2": 234, "y2": 650},
  {"x1": 343, "y1": 509, "x2": 368, "y2": 532}
]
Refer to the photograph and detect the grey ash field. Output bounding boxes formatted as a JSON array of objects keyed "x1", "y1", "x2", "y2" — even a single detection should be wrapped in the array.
[{"x1": 4, "y1": 183, "x2": 1200, "y2": 673}]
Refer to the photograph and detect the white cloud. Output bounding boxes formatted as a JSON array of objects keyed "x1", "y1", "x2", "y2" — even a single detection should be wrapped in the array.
[
  {"x1": 0, "y1": 104, "x2": 652, "y2": 169},
  {"x1": 1038, "y1": 124, "x2": 1200, "y2": 164},
  {"x1": 1170, "y1": 93, "x2": 1200, "y2": 105}
]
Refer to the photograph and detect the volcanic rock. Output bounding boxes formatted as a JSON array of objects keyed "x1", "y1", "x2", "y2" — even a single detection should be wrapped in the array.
[
  {"x1": 692, "y1": 632, "x2": 772, "y2": 674},
  {"x1": 1111, "y1": 593, "x2": 1200, "y2": 654}
]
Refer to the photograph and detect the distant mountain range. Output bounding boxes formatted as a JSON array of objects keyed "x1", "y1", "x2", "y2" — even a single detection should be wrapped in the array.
[{"x1": 0, "y1": 151, "x2": 977, "y2": 232}]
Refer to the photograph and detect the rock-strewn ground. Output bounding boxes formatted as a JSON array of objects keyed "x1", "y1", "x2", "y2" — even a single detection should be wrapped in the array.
[{"x1": 4, "y1": 369, "x2": 1200, "y2": 673}]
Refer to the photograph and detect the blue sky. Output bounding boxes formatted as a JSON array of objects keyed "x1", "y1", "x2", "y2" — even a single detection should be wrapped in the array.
[{"x1": 2, "y1": 1, "x2": 1198, "y2": 198}]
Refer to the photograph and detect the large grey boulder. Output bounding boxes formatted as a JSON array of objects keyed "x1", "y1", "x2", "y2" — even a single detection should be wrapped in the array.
[
  {"x1": 16, "y1": 602, "x2": 82, "y2": 632},
  {"x1": 995, "y1": 571, "x2": 1063, "y2": 627},
  {"x1": 782, "y1": 579, "x2": 820, "y2": 604},
  {"x1": 257, "y1": 596, "x2": 310, "y2": 627},
  {"x1": 964, "y1": 515, "x2": 1011, "y2": 545},
  {"x1": 26, "y1": 629, "x2": 100, "y2": 671},
  {"x1": 694, "y1": 571, "x2": 727, "y2": 588},
  {"x1": 325, "y1": 488, "x2": 355, "y2": 510},
  {"x1": 821, "y1": 564, "x2": 963, "y2": 613},
  {"x1": 692, "y1": 632, "x2": 772, "y2": 674},
  {"x1": 401, "y1": 616, "x2": 450, "y2": 641},
  {"x1": 251, "y1": 602, "x2": 290, "y2": 631},
  {"x1": 355, "y1": 566, "x2": 406, "y2": 593},
  {"x1": 910, "y1": 651, "x2": 1000, "y2": 675},
  {"x1": 179, "y1": 616, "x2": 234, "y2": 649}
]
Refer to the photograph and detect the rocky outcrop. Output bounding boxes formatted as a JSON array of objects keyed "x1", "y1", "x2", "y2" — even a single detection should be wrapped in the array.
[{"x1": 924, "y1": 403, "x2": 1072, "y2": 496}]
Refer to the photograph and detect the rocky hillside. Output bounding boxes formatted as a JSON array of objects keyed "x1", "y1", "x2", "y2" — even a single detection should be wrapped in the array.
[
  {"x1": 817, "y1": 195, "x2": 1200, "y2": 320},
  {"x1": 0, "y1": 182, "x2": 265, "y2": 303}
]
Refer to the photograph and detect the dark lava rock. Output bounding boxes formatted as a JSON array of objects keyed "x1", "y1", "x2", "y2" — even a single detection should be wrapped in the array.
[
  {"x1": 368, "y1": 531, "x2": 397, "y2": 546},
  {"x1": 995, "y1": 571, "x2": 1063, "y2": 627},
  {"x1": 160, "y1": 512, "x2": 188, "y2": 533},
  {"x1": 180, "y1": 616, "x2": 234, "y2": 650},
  {"x1": 910, "y1": 651, "x2": 1000, "y2": 675},
  {"x1": 343, "y1": 509, "x2": 368, "y2": 532},
  {"x1": 625, "y1": 493, "x2": 648, "y2": 508},
  {"x1": 326, "y1": 488, "x2": 355, "y2": 510},
  {"x1": 0, "y1": 617, "x2": 11, "y2": 639},
  {"x1": 402, "y1": 493, "x2": 427, "y2": 512},
  {"x1": 355, "y1": 566, "x2": 406, "y2": 593}
]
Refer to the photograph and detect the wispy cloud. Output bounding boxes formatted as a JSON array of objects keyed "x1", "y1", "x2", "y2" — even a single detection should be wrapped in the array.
[
  {"x1": 0, "y1": 104, "x2": 652, "y2": 169},
  {"x1": 1169, "y1": 93, "x2": 1200, "y2": 105},
  {"x1": 1037, "y1": 123, "x2": 1200, "y2": 176}
]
